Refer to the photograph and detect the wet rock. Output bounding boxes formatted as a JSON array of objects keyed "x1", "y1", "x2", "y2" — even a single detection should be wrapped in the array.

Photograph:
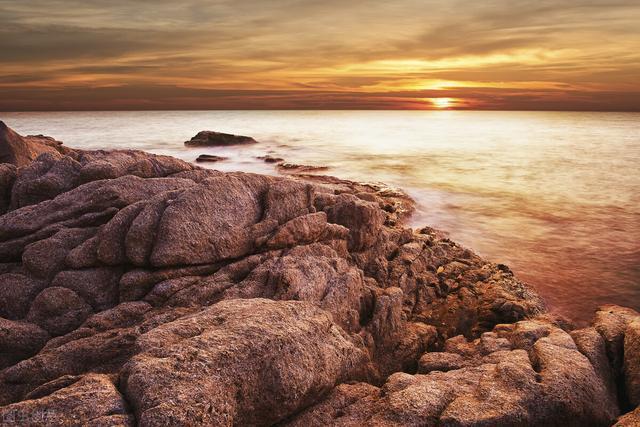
[
  {"x1": 195, "y1": 154, "x2": 228, "y2": 162},
  {"x1": 277, "y1": 162, "x2": 329, "y2": 173},
  {"x1": 257, "y1": 154, "x2": 284, "y2": 163},
  {"x1": 184, "y1": 130, "x2": 257, "y2": 146}
]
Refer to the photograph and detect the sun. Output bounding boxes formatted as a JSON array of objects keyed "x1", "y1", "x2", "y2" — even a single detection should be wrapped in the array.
[{"x1": 430, "y1": 97, "x2": 453, "y2": 109}]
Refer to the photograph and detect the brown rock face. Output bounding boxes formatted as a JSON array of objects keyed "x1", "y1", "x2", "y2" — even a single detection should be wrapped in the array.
[
  {"x1": 593, "y1": 305, "x2": 640, "y2": 410},
  {"x1": 0, "y1": 123, "x2": 637, "y2": 425},
  {"x1": 184, "y1": 130, "x2": 257, "y2": 146},
  {"x1": 289, "y1": 319, "x2": 621, "y2": 426},
  {"x1": 26, "y1": 286, "x2": 93, "y2": 336},
  {"x1": 625, "y1": 320, "x2": 640, "y2": 407},
  {"x1": 616, "y1": 405, "x2": 640, "y2": 426},
  {"x1": 0, "y1": 318, "x2": 49, "y2": 369},
  {"x1": 0, "y1": 121, "x2": 66, "y2": 168},
  {"x1": 0, "y1": 374, "x2": 133, "y2": 426},
  {"x1": 121, "y1": 299, "x2": 369, "y2": 426}
]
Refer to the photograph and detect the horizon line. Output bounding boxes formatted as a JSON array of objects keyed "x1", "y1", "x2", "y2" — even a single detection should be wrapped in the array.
[{"x1": 3, "y1": 108, "x2": 640, "y2": 113}]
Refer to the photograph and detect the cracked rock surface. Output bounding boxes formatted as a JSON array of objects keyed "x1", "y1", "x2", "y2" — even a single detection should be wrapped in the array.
[{"x1": 0, "y1": 121, "x2": 638, "y2": 426}]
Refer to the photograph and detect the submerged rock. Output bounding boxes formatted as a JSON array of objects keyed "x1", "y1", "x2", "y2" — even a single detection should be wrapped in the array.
[
  {"x1": 277, "y1": 162, "x2": 329, "y2": 173},
  {"x1": 195, "y1": 154, "x2": 228, "y2": 163},
  {"x1": 257, "y1": 154, "x2": 284, "y2": 163},
  {"x1": 0, "y1": 122, "x2": 637, "y2": 426},
  {"x1": 184, "y1": 130, "x2": 257, "y2": 146}
]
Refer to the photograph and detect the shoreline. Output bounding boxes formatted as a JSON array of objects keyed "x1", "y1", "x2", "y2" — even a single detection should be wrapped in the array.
[
  {"x1": 0, "y1": 121, "x2": 638, "y2": 425},
  {"x1": 3, "y1": 110, "x2": 638, "y2": 324}
]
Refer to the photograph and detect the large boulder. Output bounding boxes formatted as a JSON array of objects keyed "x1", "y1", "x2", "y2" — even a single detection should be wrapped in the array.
[{"x1": 121, "y1": 299, "x2": 370, "y2": 426}]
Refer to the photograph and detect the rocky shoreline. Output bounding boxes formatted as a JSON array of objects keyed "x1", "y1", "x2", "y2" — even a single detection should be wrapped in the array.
[{"x1": 0, "y1": 120, "x2": 638, "y2": 426}]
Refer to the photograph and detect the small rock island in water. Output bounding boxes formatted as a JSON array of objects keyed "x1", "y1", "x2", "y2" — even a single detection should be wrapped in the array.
[
  {"x1": 0, "y1": 120, "x2": 638, "y2": 426},
  {"x1": 185, "y1": 130, "x2": 258, "y2": 146}
]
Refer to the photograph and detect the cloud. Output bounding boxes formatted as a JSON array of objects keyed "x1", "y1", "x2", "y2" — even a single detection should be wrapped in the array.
[{"x1": 0, "y1": 0, "x2": 638, "y2": 110}]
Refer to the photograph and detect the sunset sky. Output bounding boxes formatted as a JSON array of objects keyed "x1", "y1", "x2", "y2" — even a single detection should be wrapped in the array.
[{"x1": 1, "y1": 0, "x2": 639, "y2": 110}]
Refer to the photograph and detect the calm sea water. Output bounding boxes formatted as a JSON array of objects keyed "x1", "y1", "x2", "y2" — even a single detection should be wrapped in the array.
[{"x1": 2, "y1": 111, "x2": 639, "y2": 323}]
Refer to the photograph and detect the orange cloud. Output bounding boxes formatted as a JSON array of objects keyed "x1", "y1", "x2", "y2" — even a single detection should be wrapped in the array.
[{"x1": 0, "y1": 0, "x2": 639, "y2": 110}]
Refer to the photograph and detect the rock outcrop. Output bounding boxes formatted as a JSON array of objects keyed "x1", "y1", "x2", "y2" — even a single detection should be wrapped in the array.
[
  {"x1": 0, "y1": 121, "x2": 638, "y2": 426},
  {"x1": 184, "y1": 130, "x2": 257, "y2": 146},
  {"x1": 289, "y1": 316, "x2": 626, "y2": 426},
  {"x1": 0, "y1": 121, "x2": 69, "y2": 168}
]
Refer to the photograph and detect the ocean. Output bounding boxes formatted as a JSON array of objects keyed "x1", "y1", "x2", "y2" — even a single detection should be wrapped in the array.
[{"x1": 2, "y1": 110, "x2": 639, "y2": 323}]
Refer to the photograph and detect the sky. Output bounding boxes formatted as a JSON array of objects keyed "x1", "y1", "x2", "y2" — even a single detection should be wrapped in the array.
[{"x1": 1, "y1": 0, "x2": 639, "y2": 111}]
